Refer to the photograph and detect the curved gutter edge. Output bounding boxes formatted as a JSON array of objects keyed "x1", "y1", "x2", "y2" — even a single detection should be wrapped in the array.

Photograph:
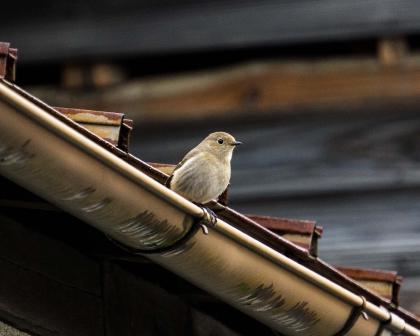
[{"x1": 0, "y1": 80, "x2": 419, "y2": 336}]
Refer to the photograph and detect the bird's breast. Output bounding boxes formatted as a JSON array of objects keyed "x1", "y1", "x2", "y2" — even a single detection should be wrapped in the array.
[{"x1": 170, "y1": 153, "x2": 231, "y2": 203}]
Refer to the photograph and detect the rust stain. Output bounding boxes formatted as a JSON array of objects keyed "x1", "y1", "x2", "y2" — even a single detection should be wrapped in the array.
[{"x1": 54, "y1": 107, "x2": 122, "y2": 125}]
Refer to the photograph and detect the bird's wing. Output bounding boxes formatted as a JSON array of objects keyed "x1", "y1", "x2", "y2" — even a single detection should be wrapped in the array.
[{"x1": 165, "y1": 147, "x2": 201, "y2": 187}]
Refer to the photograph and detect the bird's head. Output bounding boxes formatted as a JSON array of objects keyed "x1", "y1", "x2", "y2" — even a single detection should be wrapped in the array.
[{"x1": 200, "y1": 131, "x2": 242, "y2": 161}]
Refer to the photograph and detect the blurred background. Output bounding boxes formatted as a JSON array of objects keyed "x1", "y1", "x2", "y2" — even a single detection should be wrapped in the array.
[{"x1": 1, "y1": 0, "x2": 420, "y2": 314}]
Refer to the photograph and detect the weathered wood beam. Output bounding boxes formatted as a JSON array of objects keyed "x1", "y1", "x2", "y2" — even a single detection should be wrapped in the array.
[{"x1": 32, "y1": 55, "x2": 420, "y2": 122}]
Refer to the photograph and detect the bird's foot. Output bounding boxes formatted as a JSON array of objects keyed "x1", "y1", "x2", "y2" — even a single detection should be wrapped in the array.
[{"x1": 197, "y1": 206, "x2": 218, "y2": 235}]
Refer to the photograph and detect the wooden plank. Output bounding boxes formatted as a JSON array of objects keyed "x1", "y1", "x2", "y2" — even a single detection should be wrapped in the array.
[
  {"x1": 32, "y1": 56, "x2": 420, "y2": 122},
  {"x1": 111, "y1": 262, "x2": 278, "y2": 336},
  {"x1": 0, "y1": 258, "x2": 103, "y2": 336},
  {"x1": 0, "y1": 212, "x2": 102, "y2": 296},
  {"x1": 103, "y1": 262, "x2": 243, "y2": 336},
  {"x1": 3, "y1": 1, "x2": 420, "y2": 62}
]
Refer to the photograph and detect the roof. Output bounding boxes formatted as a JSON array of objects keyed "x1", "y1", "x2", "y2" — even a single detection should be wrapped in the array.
[{"x1": 2, "y1": 77, "x2": 419, "y2": 325}]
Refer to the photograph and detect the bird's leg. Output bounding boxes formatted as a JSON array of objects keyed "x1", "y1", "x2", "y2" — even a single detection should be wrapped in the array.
[{"x1": 195, "y1": 204, "x2": 218, "y2": 235}]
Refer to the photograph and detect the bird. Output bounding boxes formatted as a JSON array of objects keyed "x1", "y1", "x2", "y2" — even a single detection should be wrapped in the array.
[{"x1": 166, "y1": 131, "x2": 242, "y2": 233}]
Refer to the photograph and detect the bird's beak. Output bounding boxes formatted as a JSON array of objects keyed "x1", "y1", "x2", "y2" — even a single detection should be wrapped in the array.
[{"x1": 232, "y1": 141, "x2": 242, "y2": 146}]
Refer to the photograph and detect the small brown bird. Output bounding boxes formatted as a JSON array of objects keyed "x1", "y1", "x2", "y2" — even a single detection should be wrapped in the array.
[{"x1": 167, "y1": 132, "x2": 241, "y2": 232}]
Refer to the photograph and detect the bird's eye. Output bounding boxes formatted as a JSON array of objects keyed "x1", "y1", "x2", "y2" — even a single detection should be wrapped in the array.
[{"x1": 217, "y1": 138, "x2": 224, "y2": 144}]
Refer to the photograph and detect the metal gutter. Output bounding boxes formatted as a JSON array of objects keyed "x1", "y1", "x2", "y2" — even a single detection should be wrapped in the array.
[{"x1": 0, "y1": 80, "x2": 419, "y2": 336}]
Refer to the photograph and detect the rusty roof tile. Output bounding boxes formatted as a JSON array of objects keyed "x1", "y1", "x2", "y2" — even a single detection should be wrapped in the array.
[
  {"x1": 337, "y1": 266, "x2": 403, "y2": 305},
  {"x1": 246, "y1": 214, "x2": 322, "y2": 235},
  {"x1": 54, "y1": 106, "x2": 133, "y2": 151},
  {"x1": 0, "y1": 42, "x2": 17, "y2": 82},
  {"x1": 337, "y1": 267, "x2": 400, "y2": 283},
  {"x1": 246, "y1": 214, "x2": 322, "y2": 255}
]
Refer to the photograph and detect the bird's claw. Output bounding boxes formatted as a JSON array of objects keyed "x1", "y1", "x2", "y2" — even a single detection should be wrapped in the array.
[
  {"x1": 199, "y1": 207, "x2": 218, "y2": 235},
  {"x1": 200, "y1": 224, "x2": 209, "y2": 235}
]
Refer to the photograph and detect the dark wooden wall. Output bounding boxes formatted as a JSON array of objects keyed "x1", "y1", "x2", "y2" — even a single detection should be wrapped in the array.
[{"x1": 2, "y1": 0, "x2": 420, "y2": 63}]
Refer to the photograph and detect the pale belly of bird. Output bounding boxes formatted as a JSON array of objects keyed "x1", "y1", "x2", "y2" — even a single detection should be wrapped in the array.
[{"x1": 171, "y1": 158, "x2": 231, "y2": 204}]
